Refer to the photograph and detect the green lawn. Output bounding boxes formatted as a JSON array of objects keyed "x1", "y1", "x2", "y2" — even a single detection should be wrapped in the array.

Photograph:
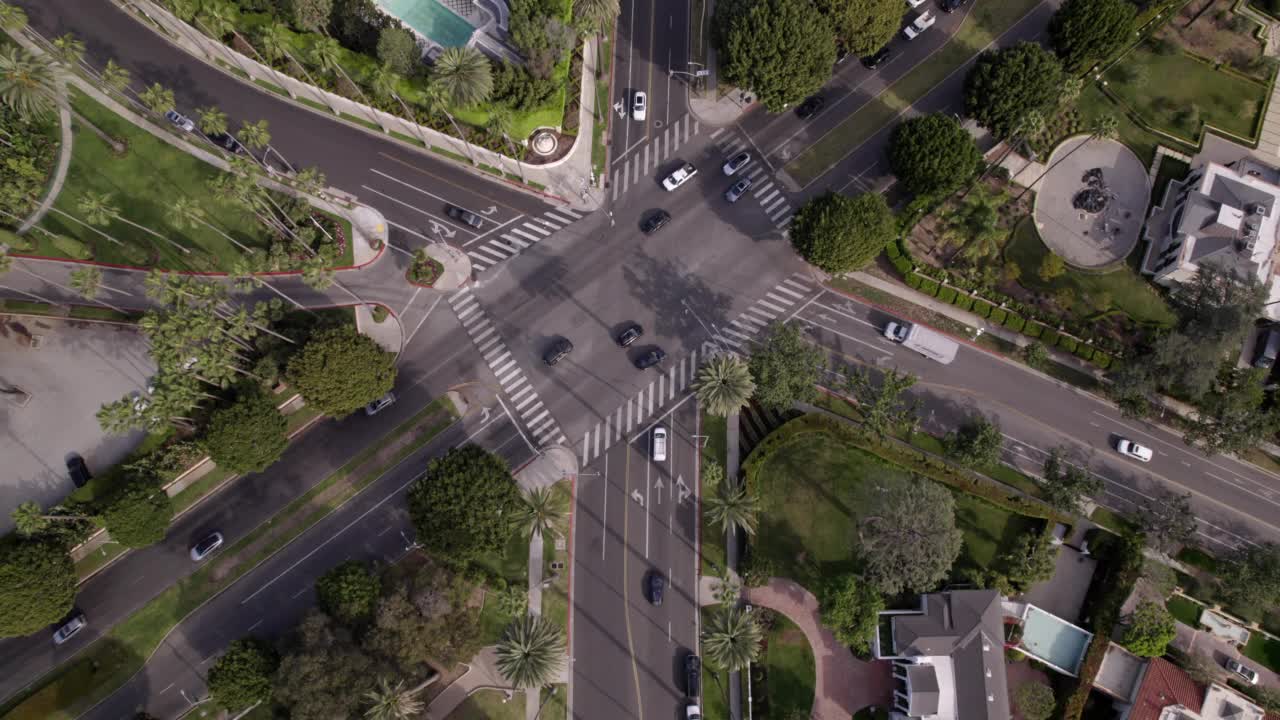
[
  {"x1": 785, "y1": 0, "x2": 1044, "y2": 186},
  {"x1": 447, "y1": 689, "x2": 526, "y2": 720},
  {"x1": 1242, "y1": 632, "x2": 1280, "y2": 674},
  {"x1": 1004, "y1": 218, "x2": 1176, "y2": 327},
  {"x1": 1175, "y1": 547, "x2": 1218, "y2": 574},
  {"x1": 1166, "y1": 594, "x2": 1204, "y2": 627},
  {"x1": 751, "y1": 432, "x2": 1041, "y2": 588},
  {"x1": 1103, "y1": 42, "x2": 1268, "y2": 143},
  {"x1": 760, "y1": 617, "x2": 815, "y2": 720},
  {"x1": 1073, "y1": 84, "x2": 1194, "y2": 169}
]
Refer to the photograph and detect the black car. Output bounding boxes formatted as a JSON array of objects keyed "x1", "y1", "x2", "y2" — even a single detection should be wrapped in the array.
[
  {"x1": 641, "y1": 210, "x2": 671, "y2": 235},
  {"x1": 647, "y1": 570, "x2": 665, "y2": 606},
  {"x1": 685, "y1": 654, "x2": 702, "y2": 698},
  {"x1": 208, "y1": 132, "x2": 245, "y2": 154},
  {"x1": 544, "y1": 338, "x2": 573, "y2": 365},
  {"x1": 834, "y1": 45, "x2": 850, "y2": 65},
  {"x1": 861, "y1": 46, "x2": 894, "y2": 69},
  {"x1": 634, "y1": 348, "x2": 666, "y2": 369},
  {"x1": 446, "y1": 205, "x2": 483, "y2": 229},
  {"x1": 940, "y1": 0, "x2": 968, "y2": 11},
  {"x1": 616, "y1": 323, "x2": 643, "y2": 347},
  {"x1": 795, "y1": 95, "x2": 825, "y2": 119},
  {"x1": 66, "y1": 455, "x2": 91, "y2": 488}
]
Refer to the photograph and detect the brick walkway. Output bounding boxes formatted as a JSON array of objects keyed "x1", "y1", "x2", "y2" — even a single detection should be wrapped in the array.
[{"x1": 745, "y1": 578, "x2": 893, "y2": 720}]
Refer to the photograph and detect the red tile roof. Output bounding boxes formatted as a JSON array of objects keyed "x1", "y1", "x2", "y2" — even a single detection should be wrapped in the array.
[{"x1": 1130, "y1": 658, "x2": 1205, "y2": 720}]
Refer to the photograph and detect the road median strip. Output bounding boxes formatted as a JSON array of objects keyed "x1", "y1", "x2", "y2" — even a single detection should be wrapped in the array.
[{"x1": 0, "y1": 397, "x2": 459, "y2": 720}]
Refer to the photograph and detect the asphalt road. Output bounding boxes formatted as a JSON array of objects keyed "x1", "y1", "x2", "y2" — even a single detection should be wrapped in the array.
[
  {"x1": 571, "y1": 397, "x2": 701, "y2": 720},
  {"x1": 609, "y1": 0, "x2": 692, "y2": 178}
]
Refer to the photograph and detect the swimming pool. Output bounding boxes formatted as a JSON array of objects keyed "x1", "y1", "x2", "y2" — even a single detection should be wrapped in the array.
[
  {"x1": 1019, "y1": 605, "x2": 1093, "y2": 676},
  {"x1": 377, "y1": 0, "x2": 476, "y2": 49}
]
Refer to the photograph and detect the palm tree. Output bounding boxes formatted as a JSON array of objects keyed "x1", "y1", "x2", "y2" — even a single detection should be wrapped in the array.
[
  {"x1": 0, "y1": 2, "x2": 27, "y2": 31},
  {"x1": 101, "y1": 60, "x2": 131, "y2": 95},
  {"x1": 487, "y1": 104, "x2": 525, "y2": 182},
  {"x1": 68, "y1": 266, "x2": 131, "y2": 310},
  {"x1": 701, "y1": 606, "x2": 762, "y2": 672},
  {"x1": 1017, "y1": 114, "x2": 1118, "y2": 201},
  {"x1": 195, "y1": 1, "x2": 235, "y2": 40},
  {"x1": 197, "y1": 106, "x2": 228, "y2": 136},
  {"x1": 78, "y1": 191, "x2": 191, "y2": 255},
  {"x1": 362, "y1": 677, "x2": 424, "y2": 720},
  {"x1": 704, "y1": 474, "x2": 760, "y2": 537},
  {"x1": 695, "y1": 355, "x2": 755, "y2": 417},
  {"x1": 0, "y1": 46, "x2": 60, "y2": 120},
  {"x1": 495, "y1": 615, "x2": 566, "y2": 690},
  {"x1": 139, "y1": 82, "x2": 175, "y2": 114},
  {"x1": 293, "y1": 166, "x2": 326, "y2": 195},
  {"x1": 423, "y1": 80, "x2": 478, "y2": 165},
  {"x1": 171, "y1": 196, "x2": 256, "y2": 255},
  {"x1": 573, "y1": 0, "x2": 619, "y2": 36},
  {"x1": 230, "y1": 257, "x2": 312, "y2": 313},
  {"x1": 371, "y1": 63, "x2": 433, "y2": 150},
  {"x1": 307, "y1": 36, "x2": 343, "y2": 82},
  {"x1": 11, "y1": 501, "x2": 88, "y2": 537},
  {"x1": 51, "y1": 34, "x2": 85, "y2": 67},
  {"x1": 520, "y1": 486, "x2": 565, "y2": 539},
  {"x1": 941, "y1": 186, "x2": 1009, "y2": 264},
  {"x1": 432, "y1": 46, "x2": 493, "y2": 108}
]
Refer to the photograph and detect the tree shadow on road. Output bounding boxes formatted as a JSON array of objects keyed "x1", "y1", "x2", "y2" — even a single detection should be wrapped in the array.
[{"x1": 620, "y1": 253, "x2": 734, "y2": 343}]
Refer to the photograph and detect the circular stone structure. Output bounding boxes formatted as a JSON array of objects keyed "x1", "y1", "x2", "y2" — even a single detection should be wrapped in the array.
[
  {"x1": 530, "y1": 130, "x2": 558, "y2": 156},
  {"x1": 1031, "y1": 135, "x2": 1150, "y2": 269}
]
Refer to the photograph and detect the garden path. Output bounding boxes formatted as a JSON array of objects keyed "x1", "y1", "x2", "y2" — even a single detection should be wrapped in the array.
[{"x1": 17, "y1": 102, "x2": 72, "y2": 233}]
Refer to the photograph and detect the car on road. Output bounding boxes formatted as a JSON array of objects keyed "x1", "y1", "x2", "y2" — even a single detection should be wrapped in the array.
[
  {"x1": 633, "y1": 91, "x2": 647, "y2": 121},
  {"x1": 52, "y1": 613, "x2": 86, "y2": 646},
  {"x1": 646, "y1": 569, "x2": 665, "y2": 605},
  {"x1": 616, "y1": 323, "x2": 643, "y2": 347},
  {"x1": 190, "y1": 532, "x2": 224, "y2": 562},
  {"x1": 686, "y1": 703, "x2": 703, "y2": 720},
  {"x1": 1225, "y1": 658, "x2": 1260, "y2": 684},
  {"x1": 544, "y1": 338, "x2": 573, "y2": 366},
  {"x1": 725, "y1": 177, "x2": 752, "y2": 203},
  {"x1": 652, "y1": 426, "x2": 668, "y2": 462},
  {"x1": 1114, "y1": 438, "x2": 1153, "y2": 463},
  {"x1": 685, "y1": 654, "x2": 702, "y2": 697},
  {"x1": 208, "y1": 132, "x2": 245, "y2": 154},
  {"x1": 904, "y1": 11, "x2": 936, "y2": 39},
  {"x1": 940, "y1": 0, "x2": 968, "y2": 11},
  {"x1": 795, "y1": 95, "x2": 825, "y2": 120},
  {"x1": 66, "y1": 455, "x2": 91, "y2": 488},
  {"x1": 365, "y1": 391, "x2": 396, "y2": 416},
  {"x1": 641, "y1": 210, "x2": 671, "y2": 235},
  {"x1": 663, "y1": 162, "x2": 698, "y2": 191},
  {"x1": 907, "y1": 0, "x2": 927, "y2": 6},
  {"x1": 446, "y1": 205, "x2": 483, "y2": 229},
  {"x1": 862, "y1": 46, "x2": 894, "y2": 69},
  {"x1": 164, "y1": 109, "x2": 196, "y2": 133},
  {"x1": 634, "y1": 347, "x2": 666, "y2": 369},
  {"x1": 722, "y1": 151, "x2": 751, "y2": 176}
]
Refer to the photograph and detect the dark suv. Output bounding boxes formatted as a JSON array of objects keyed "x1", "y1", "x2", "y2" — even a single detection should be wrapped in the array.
[
  {"x1": 66, "y1": 455, "x2": 91, "y2": 488},
  {"x1": 616, "y1": 323, "x2": 643, "y2": 347},
  {"x1": 862, "y1": 46, "x2": 894, "y2": 69},
  {"x1": 641, "y1": 210, "x2": 671, "y2": 235},
  {"x1": 634, "y1": 348, "x2": 666, "y2": 369},
  {"x1": 685, "y1": 654, "x2": 702, "y2": 698},
  {"x1": 543, "y1": 338, "x2": 573, "y2": 365},
  {"x1": 647, "y1": 570, "x2": 665, "y2": 606},
  {"x1": 940, "y1": 0, "x2": 968, "y2": 11},
  {"x1": 795, "y1": 95, "x2": 825, "y2": 119},
  {"x1": 446, "y1": 205, "x2": 483, "y2": 229}
]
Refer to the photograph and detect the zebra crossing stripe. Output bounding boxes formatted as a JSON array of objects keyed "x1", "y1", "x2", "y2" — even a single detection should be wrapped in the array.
[
  {"x1": 773, "y1": 284, "x2": 805, "y2": 299},
  {"x1": 544, "y1": 211, "x2": 572, "y2": 224},
  {"x1": 492, "y1": 358, "x2": 517, "y2": 377},
  {"x1": 498, "y1": 367, "x2": 522, "y2": 386},
  {"x1": 502, "y1": 233, "x2": 530, "y2": 248},
  {"x1": 763, "y1": 196, "x2": 788, "y2": 214},
  {"x1": 783, "y1": 278, "x2": 812, "y2": 292},
  {"x1": 758, "y1": 189, "x2": 780, "y2": 206},
  {"x1": 478, "y1": 336, "x2": 502, "y2": 354},
  {"x1": 527, "y1": 408, "x2": 551, "y2": 427},
  {"x1": 515, "y1": 392, "x2": 539, "y2": 411},
  {"x1": 505, "y1": 375, "x2": 527, "y2": 393},
  {"x1": 710, "y1": 127, "x2": 725, "y2": 138},
  {"x1": 490, "y1": 240, "x2": 520, "y2": 254},
  {"x1": 471, "y1": 325, "x2": 497, "y2": 343},
  {"x1": 523, "y1": 223, "x2": 552, "y2": 237},
  {"x1": 476, "y1": 247, "x2": 508, "y2": 262},
  {"x1": 722, "y1": 327, "x2": 754, "y2": 343},
  {"x1": 765, "y1": 292, "x2": 793, "y2": 305},
  {"x1": 769, "y1": 205, "x2": 792, "y2": 221},
  {"x1": 777, "y1": 215, "x2": 793, "y2": 228},
  {"x1": 758, "y1": 299, "x2": 788, "y2": 314},
  {"x1": 511, "y1": 227, "x2": 540, "y2": 242},
  {"x1": 467, "y1": 252, "x2": 491, "y2": 267},
  {"x1": 511, "y1": 385, "x2": 534, "y2": 403}
]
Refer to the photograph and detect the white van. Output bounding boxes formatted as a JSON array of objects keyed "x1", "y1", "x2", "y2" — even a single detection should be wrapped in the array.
[{"x1": 652, "y1": 426, "x2": 668, "y2": 462}]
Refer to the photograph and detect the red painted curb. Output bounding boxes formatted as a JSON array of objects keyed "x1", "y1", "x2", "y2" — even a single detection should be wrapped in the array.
[{"x1": 566, "y1": 471, "x2": 578, "y2": 653}]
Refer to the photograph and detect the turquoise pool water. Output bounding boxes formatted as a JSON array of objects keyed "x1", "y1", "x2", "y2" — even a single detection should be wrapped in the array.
[
  {"x1": 1020, "y1": 605, "x2": 1092, "y2": 675},
  {"x1": 377, "y1": 0, "x2": 476, "y2": 48}
]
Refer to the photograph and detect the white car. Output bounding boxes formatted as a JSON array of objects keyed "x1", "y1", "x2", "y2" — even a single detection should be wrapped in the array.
[
  {"x1": 1225, "y1": 658, "x2": 1260, "y2": 685},
  {"x1": 722, "y1": 151, "x2": 751, "y2": 176},
  {"x1": 365, "y1": 391, "x2": 397, "y2": 416},
  {"x1": 53, "y1": 614, "x2": 86, "y2": 646},
  {"x1": 164, "y1": 109, "x2": 196, "y2": 133},
  {"x1": 633, "y1": 91, "x2": 647, "y2": 121},
  {"x1": 663, "y1": 162, "x2": 698, "y2": 191},
  {"x1": 652, "y1": 426, "x2": 667, "y2": 462},
  {"x1": 190, "y1": 532, "x2": 224, "y2": 562},
  {"x1": 906, "y1": 0, "x2": 927, "y2": 6},
  {"x1": 686, "y1": 703, "x2": 702, "y2": 720},
  {"x1": 1115, "y1": 438, "x2": 1153, "y2": 463},
  {"x1": 903, "y1": 11, "x2": 936, "y2": 39}
]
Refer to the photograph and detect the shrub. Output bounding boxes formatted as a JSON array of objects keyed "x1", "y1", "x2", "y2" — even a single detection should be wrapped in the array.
[
  {"x1": 891, "y1": 254, "x2": 913, "y2": 276},
  {"x1": 1092, "y1": 352, "x2": 1112, "y2": 369},
  {"x1": 1004, "y1": 314, "x2": 1025, "y2": 332},
  {"x1": 937, "y1": 286, "x2": 957, "y2": 304},
  {"x1": 919, "y1": 278, "x2": 940, "y2": 296},
  {"x1": 972, "y1": 301, "x2": 993, "y2": 318},
  {"x1": 885, "y1": 241, "x2": 902, "y2": 258},
  {"x1": 953, "y1": 295, "x2": 974, "y2": 311},
  {"x1": 1057, "y1": 335, "x2": 1079, "y2": 353},
  {"x1": 989, "y1": 308, "x2": 1008, "y2": 325},
  {"x1": 1041, "y1": 329, "x2": 1059, "y2": 347},
  {"x1": 906, "y1": 273, "x2": 923, "y2": 289},
  {"x1": 1074, "y1": 344, "x2": 1094, "y2": 361},
  {"x1": 1023, "y1": 322, "x2": 1044, "y2": 339}
]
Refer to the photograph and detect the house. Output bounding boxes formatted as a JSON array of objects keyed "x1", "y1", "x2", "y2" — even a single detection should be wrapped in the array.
[
  {"x1": 875, "y1": 590, "x2": 1010, "y2": 720},
  {"x1": 1142, "y1": 156, "x2": 1280, "y2": 320},
  {"x1": 1096, "y1": 652, "x2": 1266, "y2": 720}
]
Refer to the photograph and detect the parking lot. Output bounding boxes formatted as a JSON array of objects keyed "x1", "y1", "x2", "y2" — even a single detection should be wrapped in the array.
[{"x1": 0, "y1": 315, "x2": 154, "y2": 534}]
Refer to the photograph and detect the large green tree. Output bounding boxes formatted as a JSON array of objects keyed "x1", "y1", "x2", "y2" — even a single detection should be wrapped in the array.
[
  {"x1": 1183, "y1": 368, "x2": 1280, "y2": 454},
  {"x1": 888, "y1": 113, "x2": 982, "y2": 197},
  {"x1": 316, "y1": 560, "x2": 381, "y2": 627},
  {"x1": 963, "y1": 42, "x2": 1064, "y2": 140},
  {"x1": 1040, "y1": 446, "x2": 1103, "y2": 513},
  {"x1": 841, "y1": 367, "x2": 920, "y2": 439},
  {"x1": 375, "y1": 26, "x2": 418, "y2": 76},
  {"x1": 274, "y1": 610, "x2": 377, "y2": 720},
  {"x1": 818, "y1": 573, "x2": 884, "y2": 652},
  {"x1": 1215, "y1": 543, "x2": 1280, "y2": 616},
  {"x1": 285, "y1": 325, "x2": 396, "y2": 417},
  {"x1": 202, "y1": 392, "x2": 288, "y2": 474},
  {"x1": 943, "y1": 415, "x2": 1003, "y2": 468},
  {"x1": 289, "y1": 0, "x2": 333, "y2": 32},
  {"x1": 0, "y1": 538, "x2": 76, "y2": 637},
  {"x1": 1137, "y1": 489, "x2": 1197, "y2": 553},
  {"x1": 1049, "y1": 0, "x2": 1136, "y2": 72},
  {"x1": 406, "y1": 445, "x2": 521, "y2": 562},
  {"x1": 715, "y1": 0, "x2": 836, "y2": 111},
  {"x1": 790, "y1": 191, "x2": 895, "y2": 273},
  {"x1": 1015, "y1": 683, "x2": 1056, "y2": 720},
  {"x1": 101, "y1": 476, "x2": 174, "y2": 548},
  {"x1": 749, "y1": 321, "x2": 825, "y2": 410},
  {"x1": 1123, "y1": 601, "x2": 1177, "y2": 657},
  {"x1": 207, "y1": 637, "x2": 279, "y2": 712},
  {"x1": 812, "y1": 0, "x2": 903, "y2": 56},
  {"x1": 495, "y1": 614, "x2": 565, "y2": 689},
  {"x1": 998, "y1": 533, "x2": 1057, "y2": 593},
  {"x1": 859, "y1": 475, "x2": 963, "y2": 594}
]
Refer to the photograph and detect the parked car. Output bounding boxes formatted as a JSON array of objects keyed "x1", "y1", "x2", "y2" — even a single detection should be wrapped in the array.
[
  {"x1": 685, "y1": 654, "x2": 702, "y2": 698},
  {"x1": 652, "y1": 426, "x2": 668, "y2": 462},
  {"x1": 66, "y1": 455, "x2": 91, "y2": 488},
  {"x1": 725, "y1": 178, "x2": 752, "y2": 203},
  {"x1": 544, "y1": 338, "x2": 573, "y2": 366},
  {"x1": 52, "y1": 613, "x2": 86, "y2": 646},
  {"x1": 365, "y1": 391, "x2": 396, "y2": 416},
  {"x1": 862, "y1": 46, "x2": 894, "y2": 69},
  {"x1": 646, "y1": 569, "x2": 665, "y2": 605},
  {"x1": 164, "y1": 109, "x2": 196, "y2": 133},
  {"x1": 1114, "y1": 437, "x2": 1153, "y2": 463},
  {"x1": 904, "y1": 11, "x2": 936, "y2": 39},
  {"x1": 795, "y1": 95, "x2": 825, "y2": 120},
  {"x1": 616, "y1": 323, "x2": 643, "y2": 347},
  {"x1": 722, "y1": 152, "x2": 751, "y2": 176},
  {"x1": 641, "y1": 210, "x2": 671, "y2": 235},
  {"x1": 686, "y1": 703, "x2": 702, "y2": 720},
  {"x1": 1225, "y1": 658, "x2": 1260, "y2": 684},
  {"x1": 663, "y1": 162, "x2": 698, "y2": 191},
  {"x1": 1253, "y1": 326, "x2": 1280, "y2": 369},
  {"x1": 208, "y1": 132, "x2": 245, "y2": 154},
  {"x1": 190, "y1": 532, "x2": 224, "y2": 562},
  {"x1": 940, "y1": 0, "x2": 968, "y2": 11},
  {"x1": 633, "y1": 91, "x2": 647, "y2": 121},
  {"x1": 446, "y1": 205, "x2": 483, "y2": 229},
  {"x1": 634, "y1": 347, "x2": 666, "y2": 369}
]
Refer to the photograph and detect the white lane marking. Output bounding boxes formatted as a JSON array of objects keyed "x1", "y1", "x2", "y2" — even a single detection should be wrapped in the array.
[
  {"x1": 359, "y1": 183, "x2": 474, "y2": 237},
  {"x1": 403, "y1": 295, "x2": 443, "y2": 349},
  {"x1": 806, "y1": 318, "x2": 894, "y2": 356},
  {"x1": 463, "y1": 215, "x2": 523, "y2": 247}
]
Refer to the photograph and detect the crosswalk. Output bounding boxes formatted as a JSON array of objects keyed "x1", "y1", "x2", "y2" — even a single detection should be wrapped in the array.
[
  {"x1": 576, "y1": 273, "x2": 820, "y2": 466},
  {"x1": 447, "y1": 288, "x2": 568, "y2": 447},
  {"x1": 465, "y1": 207, "x2": 586, "y2": 273},
  {"x1": 610, "y1": 114, "x2": 701, "y2": 201},
  {"x1": 709, "y1": 128, "x2": 796, "y2": 231}
]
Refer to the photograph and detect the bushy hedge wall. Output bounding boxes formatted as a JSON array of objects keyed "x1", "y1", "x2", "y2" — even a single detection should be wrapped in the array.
[
  {"x1": 1057, "y1": 335, "x2": 1079, "y2": 353},
  {"x1": 953, "y1": 295, "x2": 974, "y2": 312},
  {"x1": 906, "y1": 274, "x2": 923, "y2": 289},
  {"x1": 989, "y1": 308, "x2": 1008, "y2": 325},
  {"x1": 1004, "y1": 314, "x2": 1025, "y2": 333},
  {"x1": 891, "y1": 255, "x2": 913, "y2": 276},
  {"x1": 1073, "y1": 344, "x2": 1094, "y2": 361},
  {"x1": 1092, "y1": 352, "x2": 1112, "y2": 370},
  {"x1": 973, "y1": 301, "x2": 993, "y2": 318},
  {"x1": 1041, "y1": 329, "x2": 1059, "y2": 347},
  {"x1": 937, "y1": 286, "x2": 957, "y2": 304},
  {"x1": 919, "y1": 278, "x2": 940, "y2": 296},
  {"x1": 1023, "y1": 322, "x2": 1044, "y2": 339}
]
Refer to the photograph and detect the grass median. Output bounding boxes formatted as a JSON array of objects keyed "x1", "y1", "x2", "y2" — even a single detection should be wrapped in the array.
[
  {"x1": 785, "y1": 0, "x2": 1046, "y2": 187},
  {"x1": 0, "y1": 397, "x2": 459, "y2": 720}
]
